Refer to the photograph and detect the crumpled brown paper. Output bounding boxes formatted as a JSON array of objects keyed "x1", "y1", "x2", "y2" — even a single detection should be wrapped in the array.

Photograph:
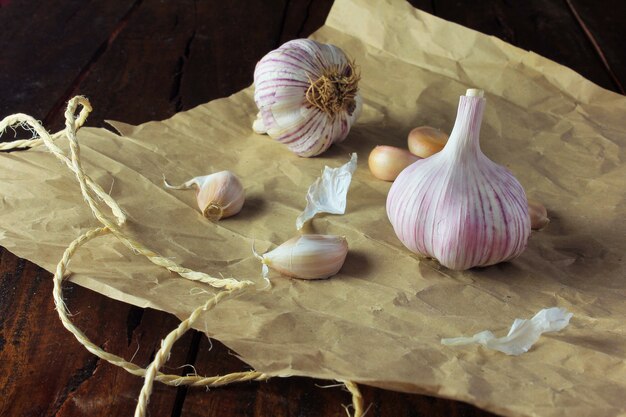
[{"x1": 2, "y1": 0, "x2": 626, "y2": 416}]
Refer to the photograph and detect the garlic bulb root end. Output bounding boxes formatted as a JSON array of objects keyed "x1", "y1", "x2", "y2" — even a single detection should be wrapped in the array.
[{"x1": 305, "y1": 60, "x2": 360, "y2": 117}]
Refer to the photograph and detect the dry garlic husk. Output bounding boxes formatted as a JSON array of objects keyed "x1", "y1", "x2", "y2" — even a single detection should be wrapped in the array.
[
  {"x1": 441, "y1": 307, "x2": 572, "y2": 355},
  {"x1": 255, "y1": 234, "x2": 348, "y2": 279},
  {"x1": 164, "y1": 171, "x2": 244, "y2": 221},
  {"x1": 253, "y1": 39, "x2": 362, "y2": 157},
  {"x1": 387, "y1": 89, "x2": 530, "y2": 270}
]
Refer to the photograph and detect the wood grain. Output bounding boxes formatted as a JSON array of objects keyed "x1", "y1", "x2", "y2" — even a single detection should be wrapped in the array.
[
  {"x1": 0, "y1": 0, "x2": 623, "y2": 416},
  {"x1": 567, "y1": 0, "x2": 626, "y2": 93},
  {"x1": 415, "y1": 0, "x2": 617, "y2": 91},
  {"x1": 0, "y1": 248, "x2": 192, "y2": 416},
  {"x1": 0, "y1": 0, "x2": 140, "y2": 132}
]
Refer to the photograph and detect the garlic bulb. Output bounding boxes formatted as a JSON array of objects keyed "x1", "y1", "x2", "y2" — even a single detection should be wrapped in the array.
[
  {"x1": 255, "y1": 234, "x2": 348, "y2": 279},
  {"x1": 386, "y1": 89, "x2": 530, "y2": 270},
  {"x1": 164, "y1": 171, "x2": 245, "y2": 221},
  {"x1": 253, "y1": 39, "x2": 362, "y2": 157}
]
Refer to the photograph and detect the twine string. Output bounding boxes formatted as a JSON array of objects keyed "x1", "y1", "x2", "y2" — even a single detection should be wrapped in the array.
[{"x1": 0, "y1": 96, "x2": 364, "y2": 416}]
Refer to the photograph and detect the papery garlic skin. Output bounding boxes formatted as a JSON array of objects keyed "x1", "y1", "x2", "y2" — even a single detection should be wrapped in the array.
[
  {"x1": 253, "y1": 39, "x2": 362, "y2": 157},
  {"x1": 386, "y1": 90, "x2": 530, "y2": 271},
  {"x1": 259, "y1": 234, "x2": 348, "y2": 279},
  {"x1": 165, "y1": 171, "x2": 245, "y2": 221}
]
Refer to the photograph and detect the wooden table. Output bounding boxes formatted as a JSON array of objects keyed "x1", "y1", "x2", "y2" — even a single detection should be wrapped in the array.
[{"x1": 1, "y1": 1, "x2": 624, "y2": 416}]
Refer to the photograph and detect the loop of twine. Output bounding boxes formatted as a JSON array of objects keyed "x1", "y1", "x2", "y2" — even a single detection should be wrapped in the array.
[{"x1": 0, "y1": 97, "x2": 364, "y2": 417}]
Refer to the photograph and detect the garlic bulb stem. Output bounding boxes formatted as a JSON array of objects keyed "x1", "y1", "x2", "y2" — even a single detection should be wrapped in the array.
[
  {"x1": 466, "y1": 88, "x2": 484, "y2": 97},
  {"x1": 441, "y1": 93, "x2": 484, "y2": 160}
]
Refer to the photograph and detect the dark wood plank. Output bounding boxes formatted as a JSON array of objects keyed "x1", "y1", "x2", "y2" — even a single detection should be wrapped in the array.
[
  {"x1": 54, "y1": 307, "x2": 198, "y2": 417},
  {"x1": 0, "y1": 0, "x2": 141, "y2": 133},
  {"x1": 0, "y1": 248, "x2": 192, "y2": 416},
  {"x1": 177, "y1": 1, "x2": 290, "y2": 112},
  {"x1": 279, "y1": 0, "x2": 336, "y2": 44},
  {"x1": 411, "y1": 0, "x2": 618, "y2": 92},
  {"x1": 63, "y1": 0, "x2": 293, "y2": 128},
  {"x1": 567, "y1": 0, "x2": 626, "y2": 93}
]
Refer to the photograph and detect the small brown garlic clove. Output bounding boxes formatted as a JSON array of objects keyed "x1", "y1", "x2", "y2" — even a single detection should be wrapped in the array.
[
  {"x1": 255, "y1": 234, "x2": 348, "y2": 280},
  {"x1": 528, "y1": 198, "x2": 549, "y2": 230},
  {"x1": 164, "y1": 171, "x2": 245, "y2": 221},
  {"x1": 407, "y1": 126, "x2": 449, "y2": 158},
  {"x1": 368, "y1": 145, "x2": 420, "y2": 181}
]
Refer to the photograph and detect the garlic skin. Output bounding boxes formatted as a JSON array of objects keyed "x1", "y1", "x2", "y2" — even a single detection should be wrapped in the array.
[
  {"x1": 253, "y1": 39, "x2": 362, "y2": 157},
  {"x1": 165, "y1": 171, "x2": 245, "y2": 221},
  {"x1": 257, "y1": 234, "x2": 348, "y2": 279},
  {"x1": 386, "y1": 89, "x2": 530, "y2": 271}
]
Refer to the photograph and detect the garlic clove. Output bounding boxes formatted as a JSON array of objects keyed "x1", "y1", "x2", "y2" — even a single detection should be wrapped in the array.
[
  {"x1": 528, "y1": 198, "x2": 549, "y2": 230},
  {"x1": 407, "y1": 126, "x2": 449, "y2": 158},
  {"x1": 257, "y1": 234, "x2": 348, "y2": 280},
  {"x1": 164, "y1": 171, "x2": 245, "y2": 221},
  {"x1": 368, "y1": 145, "x2": 420, "y2": 181},
  {"x1": 252, "y1": 112, "x2": 268, "y2": 134},
  {"x1": 387, "y1": 89, "x2": 530, "y2": 271}
]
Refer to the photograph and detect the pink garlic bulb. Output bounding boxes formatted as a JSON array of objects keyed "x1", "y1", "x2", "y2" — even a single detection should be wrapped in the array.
[
  {"x1": 253, "y1": 39, "x2": 362, "y2": 157},
  {"x1": 386, "y1": 89, "x2": 530, "y2": 270}
]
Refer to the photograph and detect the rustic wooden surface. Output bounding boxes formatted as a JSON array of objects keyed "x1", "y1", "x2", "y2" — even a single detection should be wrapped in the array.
[{"x1": 1, "y1": 1, "x2": 624, "y2": 416}]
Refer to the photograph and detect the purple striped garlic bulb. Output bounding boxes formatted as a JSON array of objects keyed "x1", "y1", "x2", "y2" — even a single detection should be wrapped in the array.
[
  {"x1": 386, "y1": 89, "x2": 530, "y2": 271},
  {"x1": 253, "y1": 39, "x2": 362, "y2": 157}
]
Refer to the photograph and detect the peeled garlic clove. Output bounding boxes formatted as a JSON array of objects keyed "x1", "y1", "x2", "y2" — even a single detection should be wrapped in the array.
[
  {"x1": 368, "y1": 145, "x2": 420, "y2": 181},
  {"x1": 253, "y1": 39, "x2": 362, "y2": 157},
  {"x1": 407, "y1": 126, "x2": 449, "y2": 158},
  {"x1": 165, "y1": 171, "x2": 245, "y2": 221},
  {"x1": 528, "y1": 198, "x2": 549, "y2": 230},
  {"x1": 257, "y1": 234, "x2": 348, "y2": 280},
  {"x1": 387, "y1": 89, "x2": 530, "y2": 271}
]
